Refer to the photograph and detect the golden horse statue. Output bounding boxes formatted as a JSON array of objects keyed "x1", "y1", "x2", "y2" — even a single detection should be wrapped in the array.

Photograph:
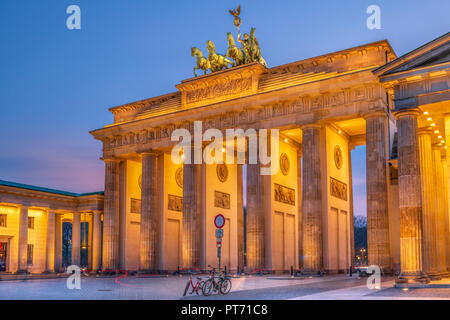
[
  {"x1": 206, "y1": 40, "x2": 235, "y2": 72},
  {"x1": 247, "y1": 27, "x2": 267, "y2": 67},
  {"x1": 226, "y1": 32, "x2": 246, "y2": 66},
  {"x1": 191, "y1": 47, "x2": 211, "y2": 77}
]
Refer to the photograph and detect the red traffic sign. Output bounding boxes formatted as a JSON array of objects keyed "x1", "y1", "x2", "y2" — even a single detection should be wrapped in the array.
[
  {"x1": 214, "y1": 214, "x2": 225, "y2": 229},
  {"x1": 216, "y1": 242, "x2": 222, "y2": 248}
]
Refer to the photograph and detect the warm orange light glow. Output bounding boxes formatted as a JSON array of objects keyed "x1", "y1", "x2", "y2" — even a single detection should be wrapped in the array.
[
  {"x1": 431, "y1": 123, "x2": 436, "y2": 127},
  {"x1": 284, "y1": 138, "x2": 288, "y2": 143},
  {"x1": 427, "y1": 117, "x2": 432, "y2": 121},
  {"x1": 424, "y1": 111, "x2": 429, "y2": 115},
  {"x1": 434, "y1": 130, "x2": 440, "y2": 134}
]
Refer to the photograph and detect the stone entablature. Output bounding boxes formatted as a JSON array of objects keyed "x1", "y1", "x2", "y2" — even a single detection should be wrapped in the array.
[
  {"x1": 176, "y1": 62, "x2": 266, "y2": 108},
  {"x1": 94, "y1": 77, "x2": 386, "y2": 159},
  {"x1": 102, "y1": 40, "x2": 394, "y2": 126},
  {"x1": 374, "y1": 33, "x2": 449, "y2": 111},
  {"x1": 0, "y1": 181, "x2": 104, "y2": 213}
]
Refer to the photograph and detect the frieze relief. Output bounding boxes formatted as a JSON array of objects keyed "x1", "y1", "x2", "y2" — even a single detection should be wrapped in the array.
[
  {"x1": 168, "y1": 194, "x2": 183, "y2": 212},
  {"x1": 274, "y1": 183, "x2": 295, "y2": 206},
  {"x1": 330, "y1": 177, "x2": 347, "y2": 201},
  {"x1": 185, "y1": 77, "x2": 252, "y2": 104},
  {"x1": 130, "y1": 198, "x2": 141, "y2": 214},
  {"x1": 214, "y1": 191, "x2": 231, "y2": 209},
  {"x1": 103, "y1": 85, "x2": 379, "y2": 154}
]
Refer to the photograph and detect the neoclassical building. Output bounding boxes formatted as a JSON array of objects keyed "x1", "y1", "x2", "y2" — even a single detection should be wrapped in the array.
[
  {"x1": 0, "y1": 180, "x2": 103, "y2": 273},
  {"x1": 1, "y1": 33, "x2": 449, "y2": 281}
]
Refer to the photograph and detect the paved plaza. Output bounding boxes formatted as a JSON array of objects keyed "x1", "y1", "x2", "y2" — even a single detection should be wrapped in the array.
[{"x1": 0, "y1": 274, "x2": 449, "y2": 300}]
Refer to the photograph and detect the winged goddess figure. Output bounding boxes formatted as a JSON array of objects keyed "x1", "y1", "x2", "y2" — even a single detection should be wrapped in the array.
[{"x1": 229, "y1": 5, "x2": 241, "y2": 28}]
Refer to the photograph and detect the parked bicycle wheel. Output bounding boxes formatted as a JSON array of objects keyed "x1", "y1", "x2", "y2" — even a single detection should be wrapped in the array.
[
  {"x1": 202, "y1": 279, "x2": 214, "y2": 296},
  {"x1": 183, "y1": 281, "x2": 190, "y2": 297},
  {"x1": 195, "y1": 279, "x2": 204, "y2": 295},
  {"x1": 219, "y1": 278, "x2": 232, "y2": 294}
]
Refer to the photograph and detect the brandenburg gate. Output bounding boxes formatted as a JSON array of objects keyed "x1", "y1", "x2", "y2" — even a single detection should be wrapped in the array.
[{"x1": 90, "y1": 23, "x2": 450, "y2": 282}]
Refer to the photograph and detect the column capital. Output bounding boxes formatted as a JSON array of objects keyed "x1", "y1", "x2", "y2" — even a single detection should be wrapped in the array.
[
  {"x1": 140, "y1": 150, "x2": 163, "y2": 157},
  {"x1": 393, "y1": 108, "x2": 421, "y2": 120},
  {"x1": 300, "y1": 123, "x2": 322, "y2": 131},
  {"x1": 432, "y1": 143, "x2": 444, "y2": 151},
  {"x1": 103, "y1": 157, "x2": 120, "y2": 163},
  {"x1": 362, "y1": 109, "x2": 388, "y2": 120},
  {"x1": 418, "y1": 127, "x2": 434, "y2": 136}
]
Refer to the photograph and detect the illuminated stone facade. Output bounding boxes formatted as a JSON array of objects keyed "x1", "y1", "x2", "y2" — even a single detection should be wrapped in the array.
[
  {"x1": 0, "y1": 181, "x2": 103, "y2": 273},
  {"x1": 1, "y1": 34, "x2": 449, "y2": 280}
]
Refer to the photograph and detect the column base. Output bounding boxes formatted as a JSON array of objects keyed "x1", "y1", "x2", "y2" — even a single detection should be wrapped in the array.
[
  {"x1": 301, "y1": 269, "x2": 324, "y2": 276},
  {"x1": 396, "y1": 272, "x2": 429, "y2": 284},
  {"x1": 42, "y1": 270, "x2": 55, "y2": 274},
  {"x1": 15, "y1": 270, "x2": 29, "y2": 275},
  {"x1": 138, "y1": 269, "x2": 158, "y2": 275}
]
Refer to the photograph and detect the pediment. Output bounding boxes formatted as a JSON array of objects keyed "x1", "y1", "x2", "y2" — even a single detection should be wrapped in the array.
[{"x1": 374, "y1": 32, "x2": 450, "y2": 77}]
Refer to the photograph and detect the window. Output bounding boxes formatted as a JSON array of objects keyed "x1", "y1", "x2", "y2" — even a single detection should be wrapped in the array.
[
  {"x1": 0, "y1": 214, "x2": 6, "y2": 227},
  {"x1": 27, "y1": 244, "x2": 34, "y2": 265},
  {"x1": 28, "y1": 217, "x2": 35, "y2": 229}
]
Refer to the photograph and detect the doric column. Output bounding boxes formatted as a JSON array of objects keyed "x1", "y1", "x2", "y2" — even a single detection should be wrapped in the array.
[
  {"x1": 432, "y1": 146, "x2": 447, "y2": 275},
  {"x1": 54, "y1": 214, "x2": 62, "y2": 272},
  {"x1": 364, "y1": 111, "x2": 391, "y2": 271},
  {"x1": 237, "y1": 164, "x2": 245, "y2": 271},
  {"x1": 348, "y1": 145, "x2": 355, "y2": 265},
  {"x1": 246, "y1": 159, "x2": 266, "y2": 271},
  {"x1": 71, "y1": 212, "x2": 81, "y2": 266},
  {"x1": 395, "y1": 109, "x2": 424, "y2": 281},
  {"x1": 441, "y1": 155, "x2": 450, "y2": 272},
  {"x1": 182, "y1": 146, "x2": 203, "y2": 269},
  {"x1": 301, "y1": 124, "x2": 323, "y2": 273},
  {"x1": 139, "y1": 151, "x2": 161, "y2": 272},
  {"x1": 102, "y1": 158, "x2": 120, "y2": 271},
  {"x1": 418, "y1": 130, "x2": 439, "y2": 277},
  {"x1": 297, "y1": 149, "x2": 303, "y2": 270},
  {"x1": 45, "y1": 210, "x2": 56, "y2": 272},
  {"x1": 92, "y1": 212, "x2": 102, "y2": 271},
  {"x1": 17, "y1": 206, "x2": 29, "y2": 273}
]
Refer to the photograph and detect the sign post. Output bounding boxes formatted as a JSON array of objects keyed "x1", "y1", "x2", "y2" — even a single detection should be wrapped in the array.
[{"x1": 214, "y1": 214, "x2": 225, "y2": 272}]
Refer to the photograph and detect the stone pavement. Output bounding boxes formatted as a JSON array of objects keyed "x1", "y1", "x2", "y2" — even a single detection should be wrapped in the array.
[{"x1": 0, "y1": 274, "x2": 449, "y2": 300}]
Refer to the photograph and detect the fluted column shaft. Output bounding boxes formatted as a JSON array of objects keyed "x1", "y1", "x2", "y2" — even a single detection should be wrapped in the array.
[
  {"x1": 237, "y1": 164, "x2": 245, "y2": 270},
  {"x1": 297, "y1": 150, "x2": 303, "y2": 269},
  {"x1": 102, "y1": 159, "x2": 120, "y2": 271},
  {"x1": 441, "y1": 156, "x2": 450, "y2": 272},
  {"x1": 182, "y1": 147, "x2": 203, "y2": 269},
  {"x1": 246, "y1": 160, "x2": 266, "y2": 271},
  {"x1": 302, "y1": 125, "x2": 323, "y2": 273},
  {"x1": 364, "y1": 112, "x2": 391, "y2": 271},
  {"x1": 92, "y1": 212, "x2": 102, "y2": 271},
  {"x1": 139, "y1": 152, "x2": 160, "y2": 272},
  {"x1": 17, "y1": 206, "x2": 29, "y2": 273},
  {"x1": 71, "y1": 212, "x2": 81, "y2": 266},
  {"x1": 418, "y1": 131, "x2": 438, "y2": 276},
  {"x1": 432, "y1": 147, "x2": 447, "y2": 274},
  {"x1": 396, "y1": 110, "x2": 424, "y2": 279},
  {"x1": 45, "y1": 210, "x2": 55, "y2": 272}
]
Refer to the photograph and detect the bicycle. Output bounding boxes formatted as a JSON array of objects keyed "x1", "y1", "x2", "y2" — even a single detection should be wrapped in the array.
[
  {"x1": 183, "y1": 272, "x2": 205, "y2": 296},
  {"x1": 202, "y1": 267, "x2": 232, "y2": 296}
]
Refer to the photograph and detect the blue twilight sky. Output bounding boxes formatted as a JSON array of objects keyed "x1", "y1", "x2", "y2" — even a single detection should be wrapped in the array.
[{"x1": 0, "y1": 1, "x2": 449, "y2": 216}]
